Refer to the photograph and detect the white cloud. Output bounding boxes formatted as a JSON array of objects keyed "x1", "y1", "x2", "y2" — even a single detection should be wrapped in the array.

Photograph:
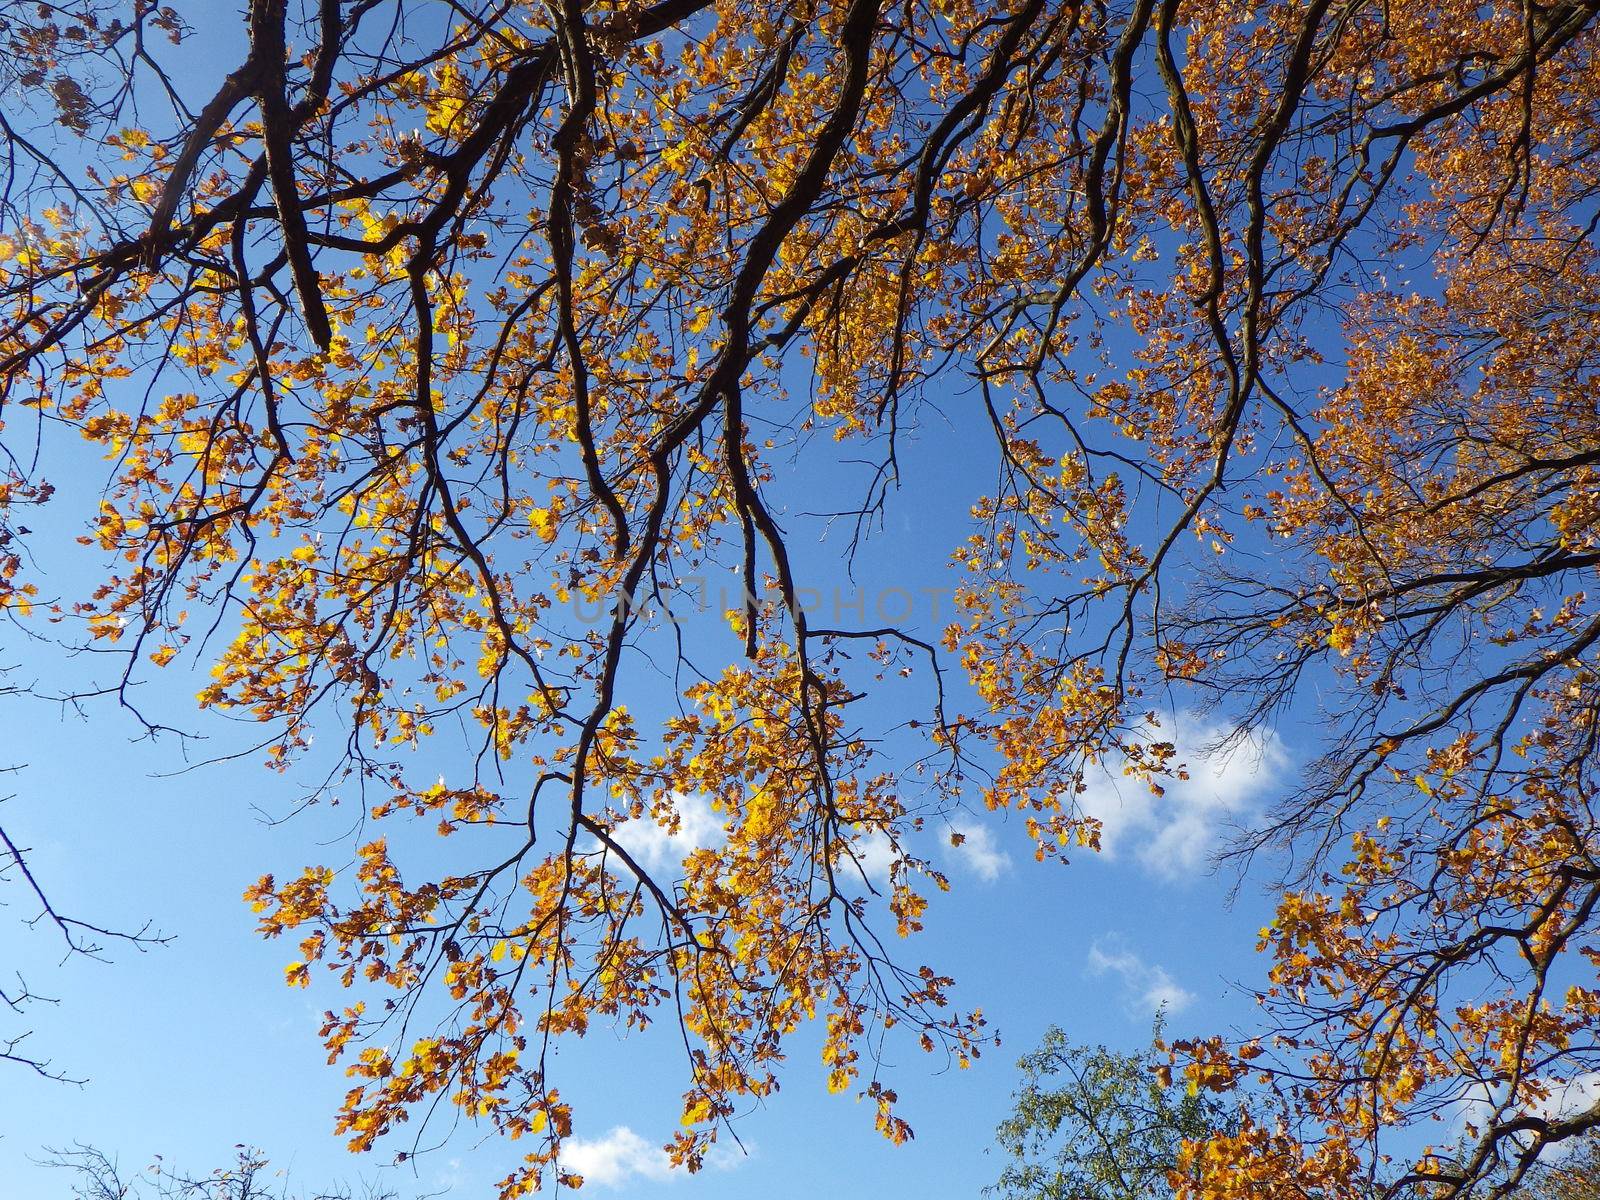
[
  {"x1": 560, "y1": 1127, "x2": 673, "y2": 1188},
  {"x1": 1528, "y1": 1072, "x2": 1600, "y2": 1162},
  {"x1": 1465, "y1": 1075, "x2": 1600, "y2": 1158},
  {"x1": 605, "y1": 797, "x2": 912, "y2": 895},
  {"x1": 558, "y1": 1126, "x2": 746, "y2": 1189},
  {"x1": 1087, "y1": 936, "x2": 1195, "y2": 1016},
  {"x1": 1453, "y1": 1071, "x2": 1600, "y2": 1160},
  {"x1": 604, "y1": 792, "x2": 725, "y2": 877},
  {"x1": 947, "y1": 822, "x2": 1011, "y2": 883},
  {"x1": 1075, "y1": 712, "x2": 1289, "y2": 879},
  {"x1": 838, "y1": 826, "x2": 896, "y2": 886},
  {"x1": 1532, "y1": 1071, "x2": 1600, "y2": 1124},
  {"x1": 431, "y1": 1156, "x2": 466, "y2": 1192}
]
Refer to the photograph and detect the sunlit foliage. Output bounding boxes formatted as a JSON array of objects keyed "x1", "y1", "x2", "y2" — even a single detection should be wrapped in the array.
[{"x1": 2, "y1": 0, "x2": 1599, "y2": 1194}]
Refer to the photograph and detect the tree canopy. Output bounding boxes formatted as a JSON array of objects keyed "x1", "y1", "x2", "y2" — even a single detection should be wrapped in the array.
[
  {"x1": 2, "y1": 0, "x2": 1599, "y2": 1195},
  {"x1": 992, "y1": 1024, "x2": 1227, "y2": 1200},
  {"x1": 1515, "y1": 1139, "x2": 1600, "y2": 1200}
]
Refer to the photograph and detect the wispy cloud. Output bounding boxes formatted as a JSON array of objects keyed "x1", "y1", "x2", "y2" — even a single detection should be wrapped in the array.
[
  {"x1": 604, "y1": 792, "x2": 725, "y2": 877},
  {"x1": 1087, "y1": 936, "x2": 1195, "y2": 1016},
  {"x1": 431, "y1": 1156, "x2": 466, "y2": 1193},
  {"x1": 560, "y1": 1127, "x2": 673, "y2": 1188},
  {"x1": 1453, "y1": 1071, "x2": 1600, "y2": 1159},
  {"x1": 1076, "y1": 712, "x2": 1289, "y2": 879},
  {"x1": 837, "y1": 826, "x2": 896, "y2": 887},
  {"x1": 605, "y1": 797, "x2": 922, "y2": 896},
  {"x1": 947, "y1": 822, "x2": 1011, "y2": 883},
  {"x1": 1531, "y1": 1071, "x2": 1600, "y2": 1128},
  {"x1": 559, "y1": 1126, "x2": 746, "y2": 1189}
]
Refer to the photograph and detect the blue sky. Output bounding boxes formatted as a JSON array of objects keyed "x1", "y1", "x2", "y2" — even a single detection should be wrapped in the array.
[
  {"x1": 0, "y1": 8, "x2": 1305, "y2": 1197},
  {"x1": 0, "y1": 397, "x2": 1292, "y2": 1197},
  {"x1": 0, "y1": 678, "x2": 1290, "y2": 1199}
]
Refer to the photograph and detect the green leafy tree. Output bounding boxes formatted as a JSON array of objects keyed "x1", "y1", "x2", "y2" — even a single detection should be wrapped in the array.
[{"x1": 991, "y1": 1024, "x2": 1226, "y2": 1200}]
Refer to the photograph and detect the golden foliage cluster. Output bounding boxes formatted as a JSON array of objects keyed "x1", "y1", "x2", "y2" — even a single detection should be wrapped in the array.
[{"x1": 2, "y1": 0, "x2": 1599, "y2": 1194}]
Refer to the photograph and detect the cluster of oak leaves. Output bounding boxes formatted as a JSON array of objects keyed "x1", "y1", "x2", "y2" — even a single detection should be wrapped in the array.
[{"x1": 2, "y1": 0, "x2": 1600, "y2": 1196}]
